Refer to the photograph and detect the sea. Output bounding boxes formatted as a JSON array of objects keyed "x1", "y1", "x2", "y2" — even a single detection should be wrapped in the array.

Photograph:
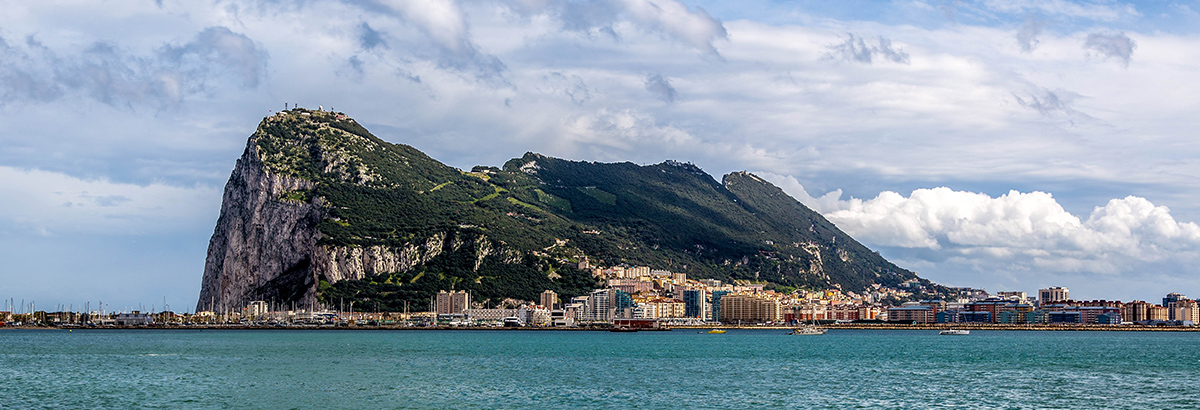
[{"x1": 2, "y1": 328, "x2": 1197, "y2": 409}]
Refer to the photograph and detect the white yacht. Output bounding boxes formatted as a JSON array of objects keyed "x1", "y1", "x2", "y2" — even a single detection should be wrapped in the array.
[{"x1": 939, "y1": 329, "x2": 970, "y2": 335}]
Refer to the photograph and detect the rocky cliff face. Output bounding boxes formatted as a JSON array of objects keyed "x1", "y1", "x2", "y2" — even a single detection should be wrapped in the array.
[
  {"x1": 196, "y1": 141, "x2": 325, "y2": 312},
  {"x1": 197, "y1": 110, "x2": 505, "y2": 312}
]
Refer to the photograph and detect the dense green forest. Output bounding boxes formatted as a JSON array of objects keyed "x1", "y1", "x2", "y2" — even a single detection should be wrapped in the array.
[{"x1": 250, "y1": 109, "x2": 958, "y2": 309}]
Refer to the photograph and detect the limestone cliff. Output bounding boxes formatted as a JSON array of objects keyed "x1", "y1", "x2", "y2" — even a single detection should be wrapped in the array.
[{"x1": 196, "y1": 138, "x2": 325, "y2": 312}]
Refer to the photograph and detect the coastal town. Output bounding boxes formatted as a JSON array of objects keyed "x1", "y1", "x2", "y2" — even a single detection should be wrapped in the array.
[{"x1": 3, "y1": 264, "x2": 1197, "y2": 329}]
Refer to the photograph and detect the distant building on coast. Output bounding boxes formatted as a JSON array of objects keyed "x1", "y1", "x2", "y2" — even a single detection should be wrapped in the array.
[
  {"x1": 540, "y1": 290, "x2": 558, "y2": 310},
  {"x1": 1039, "y1": 287, "x2": 1069, "y2": 304},
  {"x1": 436, "y1": 290, "x2": 470, "y2": 315},
  {"x1": 719, "y1": 294, "x2": 781, "y2": 323}
]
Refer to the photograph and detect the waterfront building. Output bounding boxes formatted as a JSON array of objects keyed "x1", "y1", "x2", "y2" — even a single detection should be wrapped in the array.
[
  {"x1": 246, "y1": 301, "x2": 268, "y2": 318},
  {"x1": 958, "y1": 310, "x2": 991, "y2": 323},
  {"x1": 113, "y1": 311, "x2": 154, "y2": 326},
  {"x1": 1049, "y1": 310, "x2": 1081, "y2": 324},
  {"x1": 540, "y1": 290, "x2": 558, "y2": 310},
  {"x1": 1164, "y1": 293, "x2": 1193, "y2": 320},
  {"x1": 936, "y1": 309, "x2": 960, "y2": 323},
  {"x1": 518, "y1": 305, "x2": 551, "y2": 326},
  {"x1": 1171, "y1": 299, "x2": 1199, "y2": 323},
  {"x1": 1148, "y1": 305, "x2": 1170, "y2": 321},
  {"x1": 683, "y1": 289, "x2": 707, "y2": 318},
  {"x1": 436, "y1": 290, "x2": 470, "y2": 315},
  {"x1": 719, "y1": 293, "x2": 782, "y2": 323},
  {"x1": 711, "y1": 290, "x2": 730, "y2": 321},
  {"x1": 1039, "y1": 287, "x2": 1070, "y2": 304},
  {"x1": 1163, "y1": 293, "x2": 1187, "y2": 310},
  {"x1": 464, "y1": 308, "x2": 520, "y2": 323},
  {"x1": 632, "y1": 303, "x2": 657, "y2": 319},
  {"x1": 886, "y1": 305, "x2": 934, "y2": 324},
  {"x1": 1122, "y1": 301, "x2": 1151, "y2": 322},
  {"x1": 585, "y1": 289, "x2": 613, "y2": 322},
  {"x1": 966, "y1": 298, "x2": 1012, "y2": 323},
  {"x1": 995, "y1": 291, "x2": 1028, "y2": 303},
  {"x1": 650, "y1": 299, "x2": 685, "y2": 318}
]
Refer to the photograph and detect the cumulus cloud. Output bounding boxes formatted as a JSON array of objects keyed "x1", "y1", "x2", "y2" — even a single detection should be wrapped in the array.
[
  {"x1": 0, "y1": 27, "x2": 266, "y2": 107},
  {"x1": 499, "y1": 0, "x2": 728, "y2": 55},
  {"x1": 540, "y1": 72, "x2": 592, "y2": 104},
  {"x1": 357, "y1": 22, "x2": 389, "y2": 50},
  {"x1": 644, "y1": 73, "x2": 676, "y2": 103},
  {"x1": 824, "y1": 33, "x2": 910, "y2": 65},
  {"x1": 1084, "y1": 31, "x2": 1136, "y2": 67},
  {"x1": 1015, "y1": 15, "x2": 1044, "y2": 52},
  {"x1": 1012, "y1": 87, "x2": 1091, "y2": 123},
  {"x1": 346, "y1": 0, "x2": 508, "y2": 81},
  {"x1": 562, "y1": 108, "x2": 698, "y2": 152},
  {"x1": 769, "y1": 181, "x2": 1200, "y2": 278}
]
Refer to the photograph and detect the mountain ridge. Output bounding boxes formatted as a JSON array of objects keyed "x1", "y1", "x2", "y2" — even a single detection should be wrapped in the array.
[{"x1": 197, "y1": 109, "x2": 955, "y2": 312}]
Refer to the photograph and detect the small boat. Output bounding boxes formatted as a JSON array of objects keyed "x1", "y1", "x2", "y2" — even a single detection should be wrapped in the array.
[
  {"x1": 939, "y1": 329, "x2": 970, "y2": 335},
  {"x1": 787, "y1": 326, "x2": 826, "y2": 335},
  {"x1": 609, "y1": 326, "x2": 638, "y2": 333},
  {"x1": 707, "y1": 329, "x2": 726, "y2": 334}
]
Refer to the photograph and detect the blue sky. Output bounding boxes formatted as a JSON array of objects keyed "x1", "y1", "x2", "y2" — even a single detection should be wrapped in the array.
[{"x1": 2, "y1": 0, "x2": 1199, "y2": 312}]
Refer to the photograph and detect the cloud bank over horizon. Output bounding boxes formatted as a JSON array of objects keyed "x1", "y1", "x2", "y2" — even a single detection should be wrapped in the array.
[{"x1": 2, "y1": 0, "x2": 1199, "y2": 308}]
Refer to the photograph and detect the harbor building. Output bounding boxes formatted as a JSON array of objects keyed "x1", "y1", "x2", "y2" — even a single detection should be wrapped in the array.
[{"x1": 436, "y1": 290, "x2": 470, "y2": 315}]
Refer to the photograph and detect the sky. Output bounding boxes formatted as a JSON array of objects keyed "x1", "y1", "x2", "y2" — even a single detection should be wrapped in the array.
[{"x1": 2, "y1": 0, "x2": 1199, "y2": 313}]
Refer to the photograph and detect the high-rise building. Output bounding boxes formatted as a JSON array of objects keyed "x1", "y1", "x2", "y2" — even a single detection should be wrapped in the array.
[
  {"x1": 718, "y1": 293, "x2": 782, "y2": 323},
  {"x1": 1122, "y1": 301, "x2": 1151, "y2": 322},
  {"x1": 436, "y1": 290, "x2": 470, "y2": 315},
  {"x1": 711, "y1": 290, "x2": 730, "y2": 321},
  {"x1": 1039, "y1": 287, "x2": 1069, "y2": 304},
  {"x1": 683, "y1": 289, "x2": 707, "y2": 318},
  {"x1": 540, "y1": 290, "x2": 558, "y2": 310},
  {"x1": 1163, "y1": 293, "x2": 1189, "y2": 320},
  {"x1": 1171, "y1": 299, "x2": 1198, "y2": 323},
  {"x1": 585, "y1": 289, "x2": 612, "y2": 322},
  {"x1": 1147, "y1": 305, "x2": 1170, "y2": 321}
]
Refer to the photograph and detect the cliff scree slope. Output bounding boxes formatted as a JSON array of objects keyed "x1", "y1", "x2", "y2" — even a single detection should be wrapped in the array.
[{"x1": 197, "y1": 109, "x2": 948, "y2": 312}]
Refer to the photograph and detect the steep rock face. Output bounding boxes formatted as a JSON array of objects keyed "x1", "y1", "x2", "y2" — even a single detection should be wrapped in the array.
[
  {"x1": 310, "y1": 232, "x2": 498, "y2": 283},
  {"x1": 196, "y1": 142, "x2": 325, "y2": 312}
]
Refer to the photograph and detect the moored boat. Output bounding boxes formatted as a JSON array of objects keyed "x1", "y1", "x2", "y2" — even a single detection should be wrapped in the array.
[
  {"x1": 787, "y1": 326, "x2": 826, "y2": 335},
  {"x1": 939, "y1": 329, "x2": 970, "y2": 335},
  {"x1": 707, "y1": 329, "x2": 726, "y2": 334}
]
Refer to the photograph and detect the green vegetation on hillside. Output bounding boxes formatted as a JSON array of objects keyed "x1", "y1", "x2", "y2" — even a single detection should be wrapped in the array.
[{"x1": 249, "y1": 110, "x2": 950, "y2": 309}]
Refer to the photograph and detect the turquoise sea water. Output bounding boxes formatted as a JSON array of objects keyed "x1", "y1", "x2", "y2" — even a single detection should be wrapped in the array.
[{"x1": 2, "y1": 329, "x2": 1198, "y2": 409}]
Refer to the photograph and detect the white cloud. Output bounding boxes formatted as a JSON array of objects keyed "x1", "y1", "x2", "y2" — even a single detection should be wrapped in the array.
[
  {"x1": 0, "y1": 166, "x2": 219, "y2": 235},
  {"x1": 0, "y1": 26, "x2": 266, "y2": 107},
  {"x1": 1084, "y1": 31, "x2": 1136, "y2": 67},
  {"x1": 765, "y1": 178, "x2": 1200, "y2": 282}
]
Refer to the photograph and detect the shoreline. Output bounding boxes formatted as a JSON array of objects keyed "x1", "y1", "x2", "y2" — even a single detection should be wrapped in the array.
[{"x1": 3, "y1": 323, "x2": 1198, "y2": 332}]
